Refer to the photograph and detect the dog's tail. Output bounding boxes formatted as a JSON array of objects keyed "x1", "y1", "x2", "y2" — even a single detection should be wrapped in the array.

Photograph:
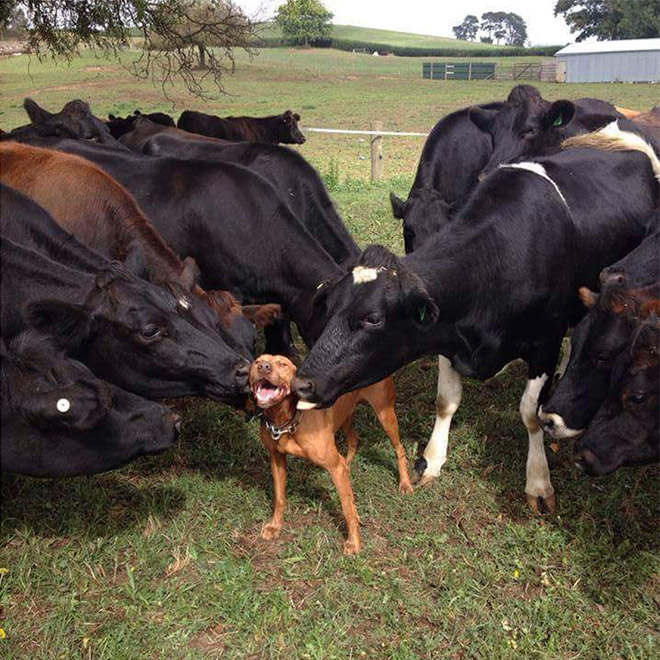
[{"x1": 562, "y1": 120, "x2": 660, "y2": 183}]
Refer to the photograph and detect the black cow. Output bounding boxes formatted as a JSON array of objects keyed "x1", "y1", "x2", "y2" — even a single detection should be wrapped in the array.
[
  {"x1": 1, "y1": 98, "x2": 115, "y2": 144},
  {"x1": 0, "y1": 193, "x2": 250, "y2": 401},
  {"x1": 107, "y1": 110, "x2": 175, "y2": 138},
  {"x1": 540, "y1": 217, "x2": 660, "y2": 439},
  {"x1": 21, "y1": 139, "x2": 344, "y2": 352},
  {"x1": 468, "y1": 85, "x2": 627, "y2": 178},
  {"x1": 573, "y1": 319, "x2": 660, "y2": 475},
  {"x1": 293, "y1": 133, "x2": 659, "y2": 513},
  {"x1": 1, "y1": 331, "x2": 179, "y2": 477},
  {"x1": 120, "y1": 121, "x2": 357, "y2": 264},
  {"x1": 178, "y1": 109, "x2": 306, "y2": 145},
  {"x1": 390, "y1": 102, "x2": 502, "y2": 253}
]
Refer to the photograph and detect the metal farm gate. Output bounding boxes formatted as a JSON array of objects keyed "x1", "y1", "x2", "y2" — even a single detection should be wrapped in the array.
[
  {"x1": 423, "y1": 60, "x2": 556, "y2": 82},
  {"x1": 422, "y1": 62, "x2": 496, "y2": 80}
]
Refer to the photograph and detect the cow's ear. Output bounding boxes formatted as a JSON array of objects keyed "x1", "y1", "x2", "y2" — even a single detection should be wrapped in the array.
[
  {"x1": 578, "y1": 287, "x2": 598, "y2": 309},
  {"x1": 133, "y1": 109, "x2": 142, "y2": 116},
  {"x1": 293, "y1": 113, "x2": 300, "y2": 121},
  {"x1": 24, "y1": 300, "x2": 93, "y2": 350},
  {"x1": 177, "y1": 257, "x2": 200, "y2": 291},
  {"x1": 545, "y1": 100, "x2": 576, "y2": 129},
  {"x1": 390, "y1": 192, "x2": 405, "y2": 219},
  {"x1": 108, "y1": 114, "x2": 117, "y2": 120},
  {"x1": 400, "y1": 269, "x2": 439, "y2": 326},
  {"x1": 469, "y1": 106, "x2": 496, "y2": 133},
  {"x1": 242, "y1": 303, "x2": 282, "y2": 328},
  {"x1": 24, "y1": 98, "x2": 54, "y2": 126}
]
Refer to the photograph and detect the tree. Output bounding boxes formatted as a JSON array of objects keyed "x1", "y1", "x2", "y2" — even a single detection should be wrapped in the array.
[
  {"x1": 276, "y1": 0, "x2": 333, "y2": 48},
  {"x1": 502, "y1": 12, "x2": 528, "y2": 46},
  {"x1": 481, "y1": 11, "x2": 528, "y2": 46},
  {"x1": 1, "y1": 1, "x2": 259, "y2": 97},
  {"x1": 452, "y1": 15, "x2": 480, "y2": 42},
  {"x1": 0, "y1": 5, "x2": 28, "y2": 38},
  {"x1": 554, "y1": 0, "x2": 660, "y2": 41}
]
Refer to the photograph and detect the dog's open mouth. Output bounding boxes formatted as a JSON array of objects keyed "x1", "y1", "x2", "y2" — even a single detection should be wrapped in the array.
[{"x1": 252, "y1": 379, "x2": 290, "y2": 408}]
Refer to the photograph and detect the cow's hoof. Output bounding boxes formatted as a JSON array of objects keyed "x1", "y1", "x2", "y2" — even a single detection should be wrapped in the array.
[
  {"x1": 410, "y1": 457, "x2": 427, "y2": 485},
  {"x1": 526, "y1": 492, "x2": 557, "y2": 515},
  {"x1": 343, "y1": 539, "x2": 361, "y2": 555},
  {"x1": 261, "y1": 522, "x2": 282, "y2": 540}
]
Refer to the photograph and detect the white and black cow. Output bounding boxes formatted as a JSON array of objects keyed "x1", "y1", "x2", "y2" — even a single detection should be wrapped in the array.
[{"x1": 294, "y1": 124, "x2": 660, "y2": 513}]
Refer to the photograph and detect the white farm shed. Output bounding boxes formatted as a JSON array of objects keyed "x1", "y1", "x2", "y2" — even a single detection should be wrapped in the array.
[{"x1": 554, "y1": 38, "x2": 660, "y2": 83}]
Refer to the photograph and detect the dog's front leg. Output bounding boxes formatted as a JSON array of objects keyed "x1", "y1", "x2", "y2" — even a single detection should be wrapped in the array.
[
  {"x1": 262, "y1": 445, "x2": 288, "y2": 540},
  {"x1": 326, "y1": 456, "x2": 362, "y2": 555}
]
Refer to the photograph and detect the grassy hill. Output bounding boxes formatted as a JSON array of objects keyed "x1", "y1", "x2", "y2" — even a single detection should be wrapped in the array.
[
  {"x1": 257, "y1": 22, "x2": 558, "y2": 57},
  {"x1": 257, "y1": 22, "x2": 506, "y2": 51}
]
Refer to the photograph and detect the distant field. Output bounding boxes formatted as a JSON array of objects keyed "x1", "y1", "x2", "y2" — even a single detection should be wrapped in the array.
[
  {"x1": 258, "y1": 22, "x2": 510, "y2": 50},
  {"x1": 1, "y1": 46, "x2": 659, "y2": 660}
]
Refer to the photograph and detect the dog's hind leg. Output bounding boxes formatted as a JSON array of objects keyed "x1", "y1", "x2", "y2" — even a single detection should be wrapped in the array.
[
  {"x1": 341, "y1": 414, "x2": 359, "y2": 465},
  {"x1": 363, "y1": 377, "x2": 413, "y2": 494}
]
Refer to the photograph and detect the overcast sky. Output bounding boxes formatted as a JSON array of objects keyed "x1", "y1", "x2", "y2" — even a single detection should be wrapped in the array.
[{"x1": 240, "y1": 1, "x2": 576, "y2": 46}]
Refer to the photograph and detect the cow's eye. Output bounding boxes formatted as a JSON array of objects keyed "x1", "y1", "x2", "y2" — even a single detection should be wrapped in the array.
[
  {"x1": 628, "y1": 393, "x2": 647, "y2": 405},
  {"x1": 593, "y1": 354, "x2": 612, "y2": 368},
  {"x1": 362, "y1": 313, "x2": 383, "y2": 328},
  {"x1": 140, "y1": 325, "x2": 162, "y2": 341}
]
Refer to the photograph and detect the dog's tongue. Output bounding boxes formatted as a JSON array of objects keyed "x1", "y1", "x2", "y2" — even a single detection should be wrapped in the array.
[{"x1": 256, "y1": 384, "x2": 282, "y2": 406}]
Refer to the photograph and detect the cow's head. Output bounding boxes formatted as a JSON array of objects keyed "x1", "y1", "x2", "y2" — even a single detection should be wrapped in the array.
[
  {"x1": 390, "y1": 188, "x2": 451, "y2": 254},
  {"x1": 293, "y1": 245, "x2": 438, "y2": 407},
  {"x1": 574, "y1": 320, "x2": 659, "y2": 476},
  {"x1": 469, "y1": 85, "x2": 574, "y2": 177},
  {"x1": 540, "y1": 283, "x2": 659, "y2": 438},
  {"x1": 24, "y1": 98, "x2": 114, "y2": 143},
  {"x1": 279, "y1": 110, "x2": 306, "y2": 144},
  {"x1": 0, "y1": 331, "x2": 178, "y2": 477},
  {"x1": 24, "y1": 262, "x2": 251, "y2": 402}
]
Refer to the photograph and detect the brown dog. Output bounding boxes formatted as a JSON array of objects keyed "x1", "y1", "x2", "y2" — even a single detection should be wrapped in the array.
[{"x1": 250, "y1": 354, "x2": 411, "y2": 555}]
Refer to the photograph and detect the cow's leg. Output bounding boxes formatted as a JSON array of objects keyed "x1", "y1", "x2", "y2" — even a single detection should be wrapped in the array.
[
  {"x1": 521, "y1": 343, "x2": 562, "y2": 514},
  {"x1": 413, "y1": 355, "x2": 462, "y2": 487},
  {"x1": 264, "y1": 317, "x2": 298, "y2": 358}
]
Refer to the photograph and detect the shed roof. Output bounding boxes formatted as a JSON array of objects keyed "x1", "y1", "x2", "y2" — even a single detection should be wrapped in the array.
[{"x1": 555, "y1": 38, "x2": 660, "y2": 56}]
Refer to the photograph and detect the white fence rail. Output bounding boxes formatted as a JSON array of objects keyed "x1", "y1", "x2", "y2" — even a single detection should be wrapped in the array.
[{"x1": 304, "y1": 124, "x2": 429, "y2": 180}]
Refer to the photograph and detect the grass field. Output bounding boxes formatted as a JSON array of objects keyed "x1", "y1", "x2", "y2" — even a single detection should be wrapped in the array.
[
  {"x1": 1, "y1": 46, "x2": 659, "y2": 659},
  {"x1": 257, "y1": 22, "x2": 513, "y2": 50}
]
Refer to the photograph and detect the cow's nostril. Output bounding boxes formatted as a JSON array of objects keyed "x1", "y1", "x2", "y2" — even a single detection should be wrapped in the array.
[
  {"x1": 292, "y1": 376, "x2": 314, "y2": 397},
  {"x1": 234, "y1": 361, "x2": 250, "y2": 385}
]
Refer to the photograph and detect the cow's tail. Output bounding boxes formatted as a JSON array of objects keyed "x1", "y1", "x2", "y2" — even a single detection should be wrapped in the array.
[{"x1": 562, "y1": 120, "x2": 660, "y2": 183}]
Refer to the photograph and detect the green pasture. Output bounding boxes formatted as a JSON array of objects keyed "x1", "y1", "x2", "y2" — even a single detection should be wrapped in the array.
[
  {"x1": 0, "y1": 46, "x2": 659, "y2": 659},
  {"x1": 257, "y1": 22, "x2": 511, "y2": 50}
]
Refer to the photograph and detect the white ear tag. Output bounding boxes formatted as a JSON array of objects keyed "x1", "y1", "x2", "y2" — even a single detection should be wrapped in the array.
[{"x1": 57, "y1": 398, "x2": 71, "y2": 413}]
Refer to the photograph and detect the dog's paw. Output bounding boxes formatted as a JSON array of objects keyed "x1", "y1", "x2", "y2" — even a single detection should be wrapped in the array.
[
  {"x1": 343, "y1": 538, "x2": 361, "y2": 556},
  {"x1": 261, "y1": 522, "x2": 282, "y2": 540},
  {"x1": 398, "y1": 479, "x2": 414, "y2": 495}
]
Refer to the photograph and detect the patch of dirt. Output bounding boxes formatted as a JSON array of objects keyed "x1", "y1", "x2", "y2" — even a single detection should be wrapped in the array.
[{"x1": 188, "y1": 622, "x2": 227, "y2": 654}]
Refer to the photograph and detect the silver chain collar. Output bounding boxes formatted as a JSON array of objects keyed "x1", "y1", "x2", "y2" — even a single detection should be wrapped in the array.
[{"x1": 260, "y1": 410, "x2": 304, "y2": 441}]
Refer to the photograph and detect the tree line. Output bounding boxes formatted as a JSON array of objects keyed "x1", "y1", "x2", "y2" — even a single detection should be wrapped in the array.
[{"x1": 452, "y1": 12, "x2": 528, "y2": 47}]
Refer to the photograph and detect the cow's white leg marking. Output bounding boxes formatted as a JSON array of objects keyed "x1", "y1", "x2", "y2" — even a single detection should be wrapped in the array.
[
  {"x1": 519, "y1": 373, "x2": 555, "y2": 513},
  {"x1": 417, "y1": 355, "x2": 462, "y2": 484}
]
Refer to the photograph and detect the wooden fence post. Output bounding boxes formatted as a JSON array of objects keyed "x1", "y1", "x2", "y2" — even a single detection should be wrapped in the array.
[{"x1": 370, "y1": 121, "x2": 383, "y2": 181}]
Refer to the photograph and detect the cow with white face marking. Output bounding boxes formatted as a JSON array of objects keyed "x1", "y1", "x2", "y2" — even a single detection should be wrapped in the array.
[{"x1": 294, "y1": 124, "x2": 660, "y2": 513}]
